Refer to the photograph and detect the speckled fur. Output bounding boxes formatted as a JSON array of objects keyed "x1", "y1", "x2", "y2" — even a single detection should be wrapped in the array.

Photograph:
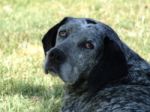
[{"x1": 42, "y1": 17, "x2": 150, "y2": 112}]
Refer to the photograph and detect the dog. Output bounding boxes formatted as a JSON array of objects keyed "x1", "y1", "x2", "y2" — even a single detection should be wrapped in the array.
[{"x1": 42, "y1": 17, "x2": 150, "y2": 112}]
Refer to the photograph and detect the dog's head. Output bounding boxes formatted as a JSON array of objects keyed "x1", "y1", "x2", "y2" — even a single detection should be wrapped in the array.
[{"x1": 42, "y1": 17, "x2": 128, "y2": 89}]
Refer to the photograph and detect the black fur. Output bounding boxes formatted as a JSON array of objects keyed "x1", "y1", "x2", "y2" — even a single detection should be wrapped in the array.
[{"x1": 88, "y1": 37, "x2": 128, "y2": 93}]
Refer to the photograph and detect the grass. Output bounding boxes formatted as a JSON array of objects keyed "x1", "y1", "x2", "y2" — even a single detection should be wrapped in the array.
[{"x1": 0, "y1": 0, "x2": 150, "y2": 111}]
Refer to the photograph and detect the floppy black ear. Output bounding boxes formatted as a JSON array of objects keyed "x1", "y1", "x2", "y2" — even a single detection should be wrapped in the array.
[
  {"x1": 42, "y1": 17, "x2": 70, "y2": 55},
  {"x1": 88, "y1": 37, "x2": 128, "y2": 93}
]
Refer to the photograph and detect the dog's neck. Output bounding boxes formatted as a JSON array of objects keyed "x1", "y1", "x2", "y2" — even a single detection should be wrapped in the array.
[
  {"x1": 122, "y1": 43, "x2": 150, "y2": 85},
  {"x1": 64, "y1": 76, "x2": 129, "y2": 97},
  {"x1": 64, "y1": 78, "x2": 88, "y2": 95},
  {"x1": 65, "y1": 61, "x2": 150, "y2": 97}
]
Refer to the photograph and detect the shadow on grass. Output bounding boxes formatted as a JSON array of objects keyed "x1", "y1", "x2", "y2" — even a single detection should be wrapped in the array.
[
  {"x1": 1, "y1": 78, "x2": 64, "y2": 99},
  {"x1": 0, "y1": 78, "x2": 64, "y2": 112}
]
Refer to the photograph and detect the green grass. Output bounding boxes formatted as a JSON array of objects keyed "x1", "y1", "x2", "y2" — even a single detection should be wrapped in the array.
[{"x1": 0, "y1": 0, "x2": 150, "y2": 111}]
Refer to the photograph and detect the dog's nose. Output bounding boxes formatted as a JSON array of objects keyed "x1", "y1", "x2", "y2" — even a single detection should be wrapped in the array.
[{"x1": 48, "y1": 48, "x2": 66, "y2": 64}]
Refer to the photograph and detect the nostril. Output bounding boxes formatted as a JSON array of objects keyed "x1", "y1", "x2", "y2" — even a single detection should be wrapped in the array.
[{"x1": 49, "y1": 48, "x2": 66, "y2": 63}]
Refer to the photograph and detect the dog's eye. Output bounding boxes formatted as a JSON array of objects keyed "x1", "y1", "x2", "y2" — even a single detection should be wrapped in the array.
[
  {"x1": 59, "y1": 30, "x2": 68, "y2": 37},
  {"x1": 83, "y1": 41, "x2": 94, "y2": 49}
]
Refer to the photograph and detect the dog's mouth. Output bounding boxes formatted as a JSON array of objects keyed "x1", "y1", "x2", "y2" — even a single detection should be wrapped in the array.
[
  {"x1": 44, "y1": 62, "x2": 81, "y2": 85},
  {"x1": 44, "y1": 65, "x2": 59, "y2": 75}
]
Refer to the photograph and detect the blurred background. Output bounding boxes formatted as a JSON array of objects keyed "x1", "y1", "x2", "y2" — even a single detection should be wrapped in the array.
[{"x1": 0, "y1": 0, "x2": 150, "y2": 112}]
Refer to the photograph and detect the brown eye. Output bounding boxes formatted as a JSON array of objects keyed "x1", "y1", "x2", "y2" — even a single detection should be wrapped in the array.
[
  {"x1": 59, "y1": 30, "x2": 68, "y2": 37},
  {"x1": 84, "y1": 42, "x2": 94, "y2": 49}
]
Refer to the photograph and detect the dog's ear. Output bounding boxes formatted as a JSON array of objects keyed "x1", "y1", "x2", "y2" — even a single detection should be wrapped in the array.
[
  {"x1": 88, "y1": 36, "x2": 128, "y2": 94},
  {"x1": 42, "y1": 17, "x2": 70, "y2": 55}
]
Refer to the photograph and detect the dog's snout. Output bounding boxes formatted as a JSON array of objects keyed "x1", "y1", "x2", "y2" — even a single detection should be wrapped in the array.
[{"x1": 49, "y1": 48, "x2": 66, "y2": 64}]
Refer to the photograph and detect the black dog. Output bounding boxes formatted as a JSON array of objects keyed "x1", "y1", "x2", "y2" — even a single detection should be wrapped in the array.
[{"x1": 42, "y1": 17, "x2": 150, "y2": 112}]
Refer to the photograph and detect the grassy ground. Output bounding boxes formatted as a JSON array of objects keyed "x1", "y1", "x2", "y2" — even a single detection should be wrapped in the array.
[{"x1": 0, "y1": 0, "x2": 150, "y2": 112}]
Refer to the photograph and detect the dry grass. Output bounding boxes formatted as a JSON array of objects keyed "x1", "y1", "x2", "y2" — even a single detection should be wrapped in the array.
[{"x1": 0, "y1": 0, "x2": 150, "y2": 111}]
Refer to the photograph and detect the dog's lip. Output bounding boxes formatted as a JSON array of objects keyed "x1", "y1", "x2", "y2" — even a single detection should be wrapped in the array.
[{"x1": 44, "y1": 66, "x2": 58, "y2": 74}]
